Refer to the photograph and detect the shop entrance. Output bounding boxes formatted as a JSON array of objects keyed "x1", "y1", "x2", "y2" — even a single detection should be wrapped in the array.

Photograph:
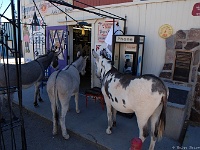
[{"x1": 73, "y1": 24, "x2": 91, "y2": 93}]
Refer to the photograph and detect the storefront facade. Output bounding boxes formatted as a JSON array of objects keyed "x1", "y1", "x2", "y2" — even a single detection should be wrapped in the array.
[{"x1": 21, "y1": 0, "x2": 200, "y2": 87}]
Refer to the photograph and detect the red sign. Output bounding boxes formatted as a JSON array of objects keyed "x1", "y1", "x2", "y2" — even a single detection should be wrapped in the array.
[
  {"x1": 192, "y1": 3, "x2": 200, "y2": 16},
  {"x1": 97, "y1": 21, "x2": 113, "y2": 42}
]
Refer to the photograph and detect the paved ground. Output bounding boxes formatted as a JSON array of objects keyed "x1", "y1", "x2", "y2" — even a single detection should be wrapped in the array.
[
  {"x1": 182, "y1": 123, "x2": 200, "y2": 149},
  {"x1": 1, "y1": 85, "x2": 200, "y2": 150},
  {"x1": 1, "y1": 103, "x2": 106, "y2": 150}
]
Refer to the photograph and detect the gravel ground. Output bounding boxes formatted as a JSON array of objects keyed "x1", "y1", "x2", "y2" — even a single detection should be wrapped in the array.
[{"x1": 1, "y1": 103, "x2": 107, "y2": 150}]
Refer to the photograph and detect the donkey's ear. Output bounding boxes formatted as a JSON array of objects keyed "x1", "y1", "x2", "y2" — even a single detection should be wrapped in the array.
[
  {"x1": 51, "y1": 46, "x2": 61, "y2": 56},
  {"x1": 92, "y1": 49, "x2": 99, "y2": 61},
  {"x1": 77, "y1": 51, "x2": 81, "y2": 58},
  {"x1": 51, "y1": 46, "x2": 57, "y2": 52}
]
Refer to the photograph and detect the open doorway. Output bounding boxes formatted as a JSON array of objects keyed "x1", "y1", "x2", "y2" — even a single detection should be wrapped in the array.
[{"x1": 73, "y1": 24, "x2": 91, "y2": 94}]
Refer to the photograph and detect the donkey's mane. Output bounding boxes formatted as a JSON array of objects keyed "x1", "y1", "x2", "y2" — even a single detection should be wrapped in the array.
[
  {"x1": 36, "y1": 51, "x2": 52, "y2": 59},
  {"x1": 72, "y1": 56, "x2": 84, "y2": 72},
  {"x1": 100, "y1": 50, "x2": 113, "y2": 65}
]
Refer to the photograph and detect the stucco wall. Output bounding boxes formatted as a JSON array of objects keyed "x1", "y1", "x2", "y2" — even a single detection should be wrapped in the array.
[{"x1": 21, "y1": 0, "x2": 200, "y2": 87}]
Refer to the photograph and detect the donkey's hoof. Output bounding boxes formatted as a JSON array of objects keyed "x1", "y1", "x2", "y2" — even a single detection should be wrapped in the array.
[
  {"x1": 76, "y1": 109, "x2": 80, "y2": 113},
  {"x1": 63, "y1": 134, "x2": 70, "y2": 140},
  {"x1": 106, "y1": 128, "x2": 112, "y2": 134},
  {"x1": 34, "y1": 102, "x2": 39, "y2": 107},
  {"x1": 113, "y1": 121, "x2": 117, "y2": 127},
  {"x1": 39, "y1": 98, "x2": 44, "y2": 102},
  {"x1": 52, "y1": 130, "x2": 57, "y2": 135}
]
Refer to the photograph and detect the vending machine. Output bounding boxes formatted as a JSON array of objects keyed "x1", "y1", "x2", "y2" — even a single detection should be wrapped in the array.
[{"x1": 112, "y1": 35, "x2": 145, "y2": 76}]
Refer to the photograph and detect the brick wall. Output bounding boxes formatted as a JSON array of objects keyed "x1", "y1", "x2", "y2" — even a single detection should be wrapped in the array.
[{"x1": 159, "y1": 28, "x2": 200, "y2": 123}]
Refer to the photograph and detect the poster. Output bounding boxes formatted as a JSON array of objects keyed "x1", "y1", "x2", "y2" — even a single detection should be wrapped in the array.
[
  {"x1": 23, "y1": 17, "x2": 45, "y2": 62},
  {"x1": 97, "y1": 21, "x2": 114, "y2": 43}
]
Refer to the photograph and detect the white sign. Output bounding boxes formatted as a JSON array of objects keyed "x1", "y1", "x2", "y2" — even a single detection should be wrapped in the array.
[
  {"x1": 125, "y1": 44, "x2": 137, "y2": 52},
  {"x1": 22, "y1": 0, "x2": 73, "y2": 19},
  {"x1": 97, "y1": 21, "x2": 114, "y2": 42},
  {"x1": 116, "y1": 36, "x2": 135, "y2": 43}
]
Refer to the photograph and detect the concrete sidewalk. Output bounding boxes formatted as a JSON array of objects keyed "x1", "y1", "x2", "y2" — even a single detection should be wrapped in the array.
[
  {"x1": 182, "y1": 125, "x2": 200, "y2": 149},
  {"x1": 13, "y1": 86, "x2": 197, "y2": 150}
]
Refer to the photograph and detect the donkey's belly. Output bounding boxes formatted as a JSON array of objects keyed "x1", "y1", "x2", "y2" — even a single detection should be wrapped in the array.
[
  {"x1": 110, "y1": 101, "x2": 134, "y2": 113},
  {"x1": 22, "y1": 84, "x2": 33, "y2": 89}
]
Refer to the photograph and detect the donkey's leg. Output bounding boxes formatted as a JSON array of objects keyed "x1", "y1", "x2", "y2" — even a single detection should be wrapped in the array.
[
  {"x1": 149, "y1": 104, "x2": 163, "y2": 150},
  {"x1": 38, "y1": 88, "x2": 44, "y2": 102},
  {"x1": 47, "y1": 82, "x2": 58, "y2": 136},
  {"x1": 50, "y1": 97, "x2": 58, "y2": 136},
  {"x1": 135, "y1": 112, "x2": 150, "y2": 143},
  {"x1": 59, "y1": 96, "x2": 70, "y2": 140},
  {"x1": 112, "y1": 107, "x2": 117, "y2": 127},
  {"x1": 106, "y1": 102, "x2": 113, "y2": 134},
  {"x1": 33, "y1": 82, "x2": 40, "y2": 107},
  {"x1": 34, "y1": 82, "x2": 43, "y2": 107},
  {"x1": 74, "y1": 92, "x2": 80, "y2": 113}
]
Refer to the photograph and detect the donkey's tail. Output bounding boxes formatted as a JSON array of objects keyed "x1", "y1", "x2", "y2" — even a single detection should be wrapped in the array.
[
  {"x1": 157, "y1": 88, "x2": 168, "y2": 140},
  {"x1": 54, "y1": 70, "x2": 62, "y2": 122},
  {"x1": 54, "y1": 88, "x2": 59, "y2": 122}
]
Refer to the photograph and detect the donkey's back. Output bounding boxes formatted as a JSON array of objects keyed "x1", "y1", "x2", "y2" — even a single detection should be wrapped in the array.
[
  {"x1": 47, "y1": 67, "x2": 80, "y2": 98},
  {"x1": 0, "y1": 62, "x2": 43, "y2": 88},
  {"x1": 102, "y1": 68, "x2": 168, "y2": 113}
]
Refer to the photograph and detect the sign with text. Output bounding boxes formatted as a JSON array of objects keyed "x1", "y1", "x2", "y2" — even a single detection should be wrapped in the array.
[
  {"x1": 22, "y1": 0, "x2": 73, "y2": 19},
  {"x1": 192, "y1": 3, "x2": 200, "y2": 16},
  {"x1": 173, "y1": 51, "x2": 192, "y2": 82},
  {"x1": 97, "y1": 21, "x2": 114, "y2": 42},
  {"x1": 116, "y1": 36, "x2": 135, "y2": 43}
]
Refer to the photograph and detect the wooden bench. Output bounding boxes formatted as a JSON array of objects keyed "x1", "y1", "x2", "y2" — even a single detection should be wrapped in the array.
[{"x1": 85, "y1": 87, "x2": 104, "y2": 110}]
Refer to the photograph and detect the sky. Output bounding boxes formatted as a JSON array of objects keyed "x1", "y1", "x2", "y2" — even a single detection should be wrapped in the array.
[{"x1": 0, "y1": 0, "x2": 17, "y2": 22}]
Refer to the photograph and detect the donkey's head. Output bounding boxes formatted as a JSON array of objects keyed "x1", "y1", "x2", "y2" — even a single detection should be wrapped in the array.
[
  {"x1": 92, "y1": 49, "x2": 112, "y2": 79},
  {"x1": 36, "y1": 46, "x2": 59, "y2": 70},
  {"x1": 80, "y1": 56, "x2": 88, "y2": 76},
  {"x1": 50, "y1": 46, "x2": 60, "y2": 70},
  {"x1": 74, "y1": 51, "x2": 88, "y2": 76}
]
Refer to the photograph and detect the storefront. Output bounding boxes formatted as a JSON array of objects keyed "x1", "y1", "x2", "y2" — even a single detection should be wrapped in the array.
[{"x1": 21, "y1": 0, "x2": 200, "y2": 88}]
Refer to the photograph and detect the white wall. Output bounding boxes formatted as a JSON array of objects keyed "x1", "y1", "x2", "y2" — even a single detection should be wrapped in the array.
[
  {"x1": 127, "y1": 0, "x2": 200, "y2": 76},
  {"x1": 88, "y1": 0, "x2": 200, "y2": 87},
  {"x1": 21, "y1": 0, "x2": 200, "y2": 87},
  {"x1": 89, "y1": 0, "x2": 200, "y2": 76}
]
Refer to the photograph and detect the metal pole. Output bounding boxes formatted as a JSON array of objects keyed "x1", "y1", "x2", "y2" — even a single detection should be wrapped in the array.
[
  {"x1": 123, "y1": 15, "x2": 127, "y2": 35},
  {"x1": 14, "y1": 0, "x2": 27, "y2": 149},
  {"x1": 112, "y1": 18, "x2": 115, "y2": 63},
  {"x1": 2, "y1": 3, "x2": 11, "y2": 16}
]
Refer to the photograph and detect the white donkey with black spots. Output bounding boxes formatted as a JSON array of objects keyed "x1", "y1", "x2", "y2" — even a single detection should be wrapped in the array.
[{"x1": 92, "y1": 50, "x2": 168, "y2": 150}]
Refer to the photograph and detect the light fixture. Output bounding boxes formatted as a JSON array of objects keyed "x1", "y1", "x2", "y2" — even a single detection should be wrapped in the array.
[
  {"x1": 74, "y1": 21, "x2": 90, "y2": 35},
  {"x1": 81, "y1": 27, "x2": 85, "y2": 36},
  {"x1": 78, "y1": 21, "x2": 88, "y2": 26}
]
